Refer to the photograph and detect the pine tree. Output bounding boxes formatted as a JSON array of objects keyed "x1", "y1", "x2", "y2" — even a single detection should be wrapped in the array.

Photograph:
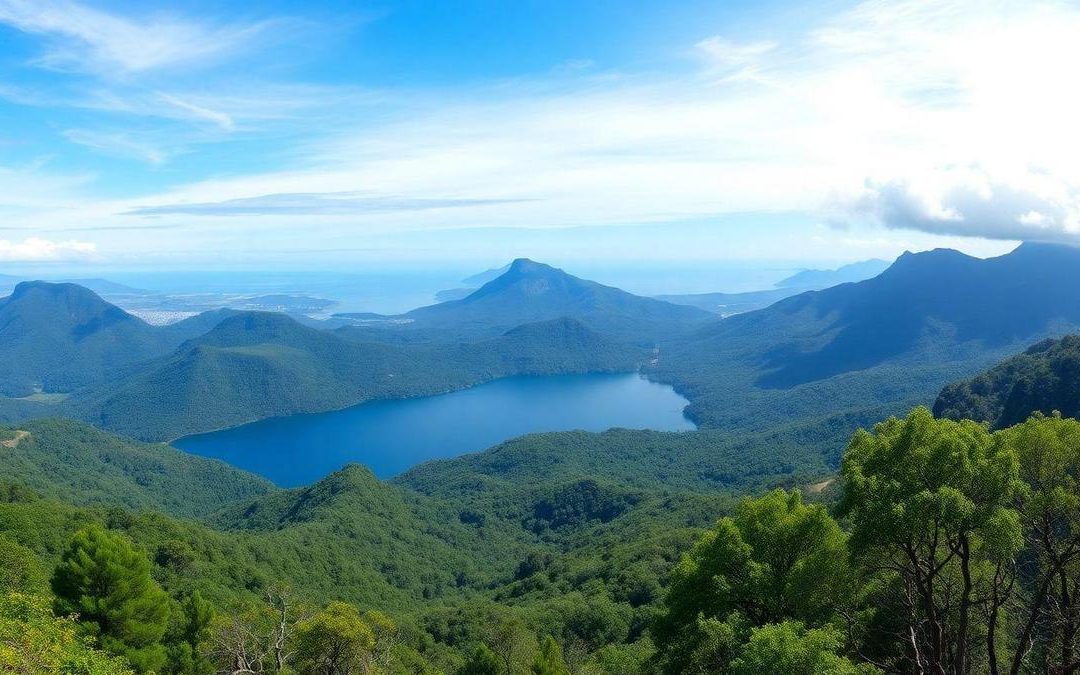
[{"x1": 51, "y1": 525, "x2": 170, "y2": 673}]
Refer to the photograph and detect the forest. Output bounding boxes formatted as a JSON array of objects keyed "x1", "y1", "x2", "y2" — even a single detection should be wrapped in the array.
[{"x1": 7, "y1": 403, "x2": 1080, "y2": 673}]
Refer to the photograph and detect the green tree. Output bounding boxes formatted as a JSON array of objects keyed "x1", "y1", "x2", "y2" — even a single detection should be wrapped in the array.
[
  {"x1": 653, "y1": 489, "x2": 850, "y2": 673},
  {"x1": 840, "y1": 407, "x2": 1022, "y2": 674},
  {"x1": 51, "y1": 525, "x2": 170, "y2": 673},
  {"x1": 457, "y1": 643, "x2": 502, "y2": 675},
  {"x1": 0, "y1": 592, "x2": 135, "y2": 674},
  {"x1": 164, "y1": 591, "x2": 215, "y2": 675},
  {"x1": 731, "y1": 621, "x2": 877, "y2": 675},
  {"x1": 532, "y1": 636, "x2": 571, "y2": 675},
  {"x1": 295, "y1": 601, "x2": 376, "y2": 675},
  {"x1": 0, "y1": 536, "x2": 47, "y2": 594},
  {"x1": 996, "y1": 413, "x2": 1080, "y2": 673}
]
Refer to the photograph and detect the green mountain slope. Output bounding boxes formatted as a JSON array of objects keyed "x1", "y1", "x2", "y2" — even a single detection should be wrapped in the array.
[
  {"x1": 76, "y1": 313, "x2": 643, "y2": 440},
  {"x1": 0, "y1": 281, "x2": 234, "y2": 397},
  {"x1": 934, "y1": 334, "x2": 1080, "y2": 428},
  {"x1": 0, "y1": 418, "x2": 273, "y2": 517},
  {"x1": 656, "y1": 242, "x2": 1080, "y2": 445}
]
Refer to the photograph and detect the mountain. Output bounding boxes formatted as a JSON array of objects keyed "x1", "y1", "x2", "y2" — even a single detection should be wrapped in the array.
[
  {"x1": 934, "y1": 334, "x2": 1080, "y2": 428},
  {"x1": 403, "y1": 258, "x2": 715, "y2": 341},
  {"x1": 775, "y1": 259, "x2": 891, "y2": 288},
  {"x1": 0, "y1": 418, "x2": 272, "y2": 517},
  {"x1": 77, "y1": 312, "x2": 643, "y2": 440},
  {"x1": 656, "y1": 242, "x2": 1080, "y2": 434},
  {"x1": 0, "y1": 282, "x2": 226, "y2": 397}
]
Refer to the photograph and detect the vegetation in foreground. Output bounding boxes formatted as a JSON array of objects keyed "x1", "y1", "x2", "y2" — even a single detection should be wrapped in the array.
[{"x1": 7, "y1": 407, "x2": 1080, "y2": 673}]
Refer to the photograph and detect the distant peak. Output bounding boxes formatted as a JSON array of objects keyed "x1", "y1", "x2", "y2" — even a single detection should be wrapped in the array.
[
  {"x1": 11, "y1": 280, "x2": 91, "y2": 297},
  {"x1": 508, "y1": 257, "x2": 547, "y2": 272},
  {"x1": 885, "y1": 247, "x2": 976, "y2": 273}
]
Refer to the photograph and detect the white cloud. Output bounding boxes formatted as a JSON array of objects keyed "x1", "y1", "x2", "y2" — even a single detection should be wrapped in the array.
[
  {"x1": 5, "y1": 0, "x2": 1080, "y2": 264},
  {"x1": 0, "y1": 0, "x2": 276, "y2": 76},
  {"x1": 0, "y1": 237, "x2": 96, "y2": 261},
  {"x1": 836, "y1": 166, "x2": 1080, "y2": 242},
  {"x1": 63, "y1": 129, "x2": 168, "y2": 165}
]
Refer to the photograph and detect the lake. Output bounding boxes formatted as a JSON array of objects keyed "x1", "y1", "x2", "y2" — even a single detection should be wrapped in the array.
[{"x1": 174, "y1": 372, "x2": 695, "y2": 486}]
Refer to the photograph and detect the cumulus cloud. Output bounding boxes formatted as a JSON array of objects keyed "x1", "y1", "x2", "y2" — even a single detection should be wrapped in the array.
[
  {"x1": 836, "y1": 167, "x2": 1080, "y2": 242},
  {"x1": 0, "y1": 237, "x2": 96, "y2": 261}
]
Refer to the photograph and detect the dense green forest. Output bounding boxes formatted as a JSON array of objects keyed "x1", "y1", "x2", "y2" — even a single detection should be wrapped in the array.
[
  {"x1": 9, "y1": 404, "x2": 1080, "y2": 673},
  {"x1": 935, "y1": 333, "x2": 1080, "y2": 429}
]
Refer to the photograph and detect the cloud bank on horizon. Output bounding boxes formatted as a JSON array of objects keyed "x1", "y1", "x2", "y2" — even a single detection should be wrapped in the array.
[{"x1": 0, "y1": 0, "x2": 1077, "y2": 266}]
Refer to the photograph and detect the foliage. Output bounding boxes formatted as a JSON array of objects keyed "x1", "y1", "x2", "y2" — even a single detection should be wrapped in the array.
[
  {"x1": 0, "y1": 592, "x2": 134, "y2": 674},
  {"x1": 840, "y1": 407, "x2": 1022, "y2": 673},
  {"x1": 730, "y1": 621, "x2": 877, "y2": 675},
  {"x1": 0, "y1": 418, "x2": 273, "y2": 517},
  {"x1": 294, "y1": 601, "x2": 377, "y2": 675},
  {"x1": 652, "y1": 489, "x2": 850, "y2": 673},
  {"x1": 457, "y1": 643, "x2": 501, "y2": 675},
  {"x1": 51, "y1": 525, "x2": 171, "y2": 672},
  {"x1": 531, "y1": 636, "x2": 570, "y2": 675},
  {"x1": 935, "y1": 333, "x2": 1080, "y2": 428}
]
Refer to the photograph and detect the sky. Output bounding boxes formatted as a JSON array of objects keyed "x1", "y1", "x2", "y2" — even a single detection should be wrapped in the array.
[{"x1": 1, "y1": 0, "x2": 1079, "y2": 272}]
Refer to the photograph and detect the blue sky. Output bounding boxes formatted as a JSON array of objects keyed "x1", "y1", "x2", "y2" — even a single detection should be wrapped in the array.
[{"x1": 1, "y1": 0, "x2": 1078, "y2": 270}]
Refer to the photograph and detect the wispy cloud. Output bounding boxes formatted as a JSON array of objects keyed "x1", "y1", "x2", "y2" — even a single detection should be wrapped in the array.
[
  {"x1": 63, "y1": 129, "x2": 169, "y2": 165},
  {"x1": 125, "y1": 192, "x2": 528, "y2": 216},
  {"x1": 3, "y1": 0, "x2": 1080, "y2": 265},
  {"x1": 0, "y1": 0, "x2": 278, "y2": 76}
]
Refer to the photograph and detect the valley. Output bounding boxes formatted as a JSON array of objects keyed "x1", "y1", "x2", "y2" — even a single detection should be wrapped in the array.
[{"x1": 6, "y1": 243, "x2": 1080, "y2": 673}]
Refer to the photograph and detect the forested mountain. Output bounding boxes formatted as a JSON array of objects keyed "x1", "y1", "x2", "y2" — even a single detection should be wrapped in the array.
[
  {"x1": 0, "y1": 419, "x2": 271, "y2": 516},
  {"x1": 400, "y1": 258, "x2": 715, "y2": 340},
  {"x1": 657, "y1": 243, "x2": 1080, "y2": 436},
  {"x1": 0, "y1": 281, "x2": 234, "y2": 396},
  {"x1": 934, "y1": 333, "x2": 1080, "y2": 428},
  {"x1": 75, "y1": 313, "x2": 643, "y2": 440},
  {"x1": 0, "y1": 282, "x2": 168, "y2": 396}
]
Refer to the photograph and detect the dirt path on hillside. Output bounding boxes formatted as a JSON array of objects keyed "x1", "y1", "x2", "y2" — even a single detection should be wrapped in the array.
[{"x1": 0, "y1": 430, "x2": 29, "y2": 448}]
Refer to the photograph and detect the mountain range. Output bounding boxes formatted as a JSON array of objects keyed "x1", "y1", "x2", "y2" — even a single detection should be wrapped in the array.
[
  {"x1": 5, "y1": 242, "x2": 1080, "y2": 452},
  {"x1": 656, "y1": 243, "x2": 1080, "y2": 442}
]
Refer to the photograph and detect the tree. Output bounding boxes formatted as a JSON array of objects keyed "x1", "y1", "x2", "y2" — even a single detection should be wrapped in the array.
[
  {"x1": 457, "y1": 643, "x2": 502, "y2": 675},
  {"x1": 840, "y1": 407, "x2": 1022, "y2": 675},
  {"x1": 0, "y1": 592, "x2": 135, "y2": 674},
  {"x1": 294, "y1": 602, "x2": 375, "y2": 675},
  {"x1": 996, "y1": 413, "x2": 1080, "y2": 673},
  {"x1": 51, "y1": 525, "x2": 170, "y2": 673},
  {"x1": 362, "y1": 609, "x2": 399, "y2": 672},
  {"x1": 731, "y1": 621, "x2": 878, "y2": 675},
  {"x1": 165, "y1": 591, "x2": 216, "y2": 675},
  {"x1": 653, "y1": 489, "x2": 850, "y2": 673},
  {"x1": 531, "y1": 636, "x2": 571, "y2": 675},
  {"x1": 208, "y1": 588, "x2": 298, "y2": 674}
]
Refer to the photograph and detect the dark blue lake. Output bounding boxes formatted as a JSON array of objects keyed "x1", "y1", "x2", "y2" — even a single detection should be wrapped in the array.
[{"x1": 173, "y1": 372, "x2": 695, "y2": 487}]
